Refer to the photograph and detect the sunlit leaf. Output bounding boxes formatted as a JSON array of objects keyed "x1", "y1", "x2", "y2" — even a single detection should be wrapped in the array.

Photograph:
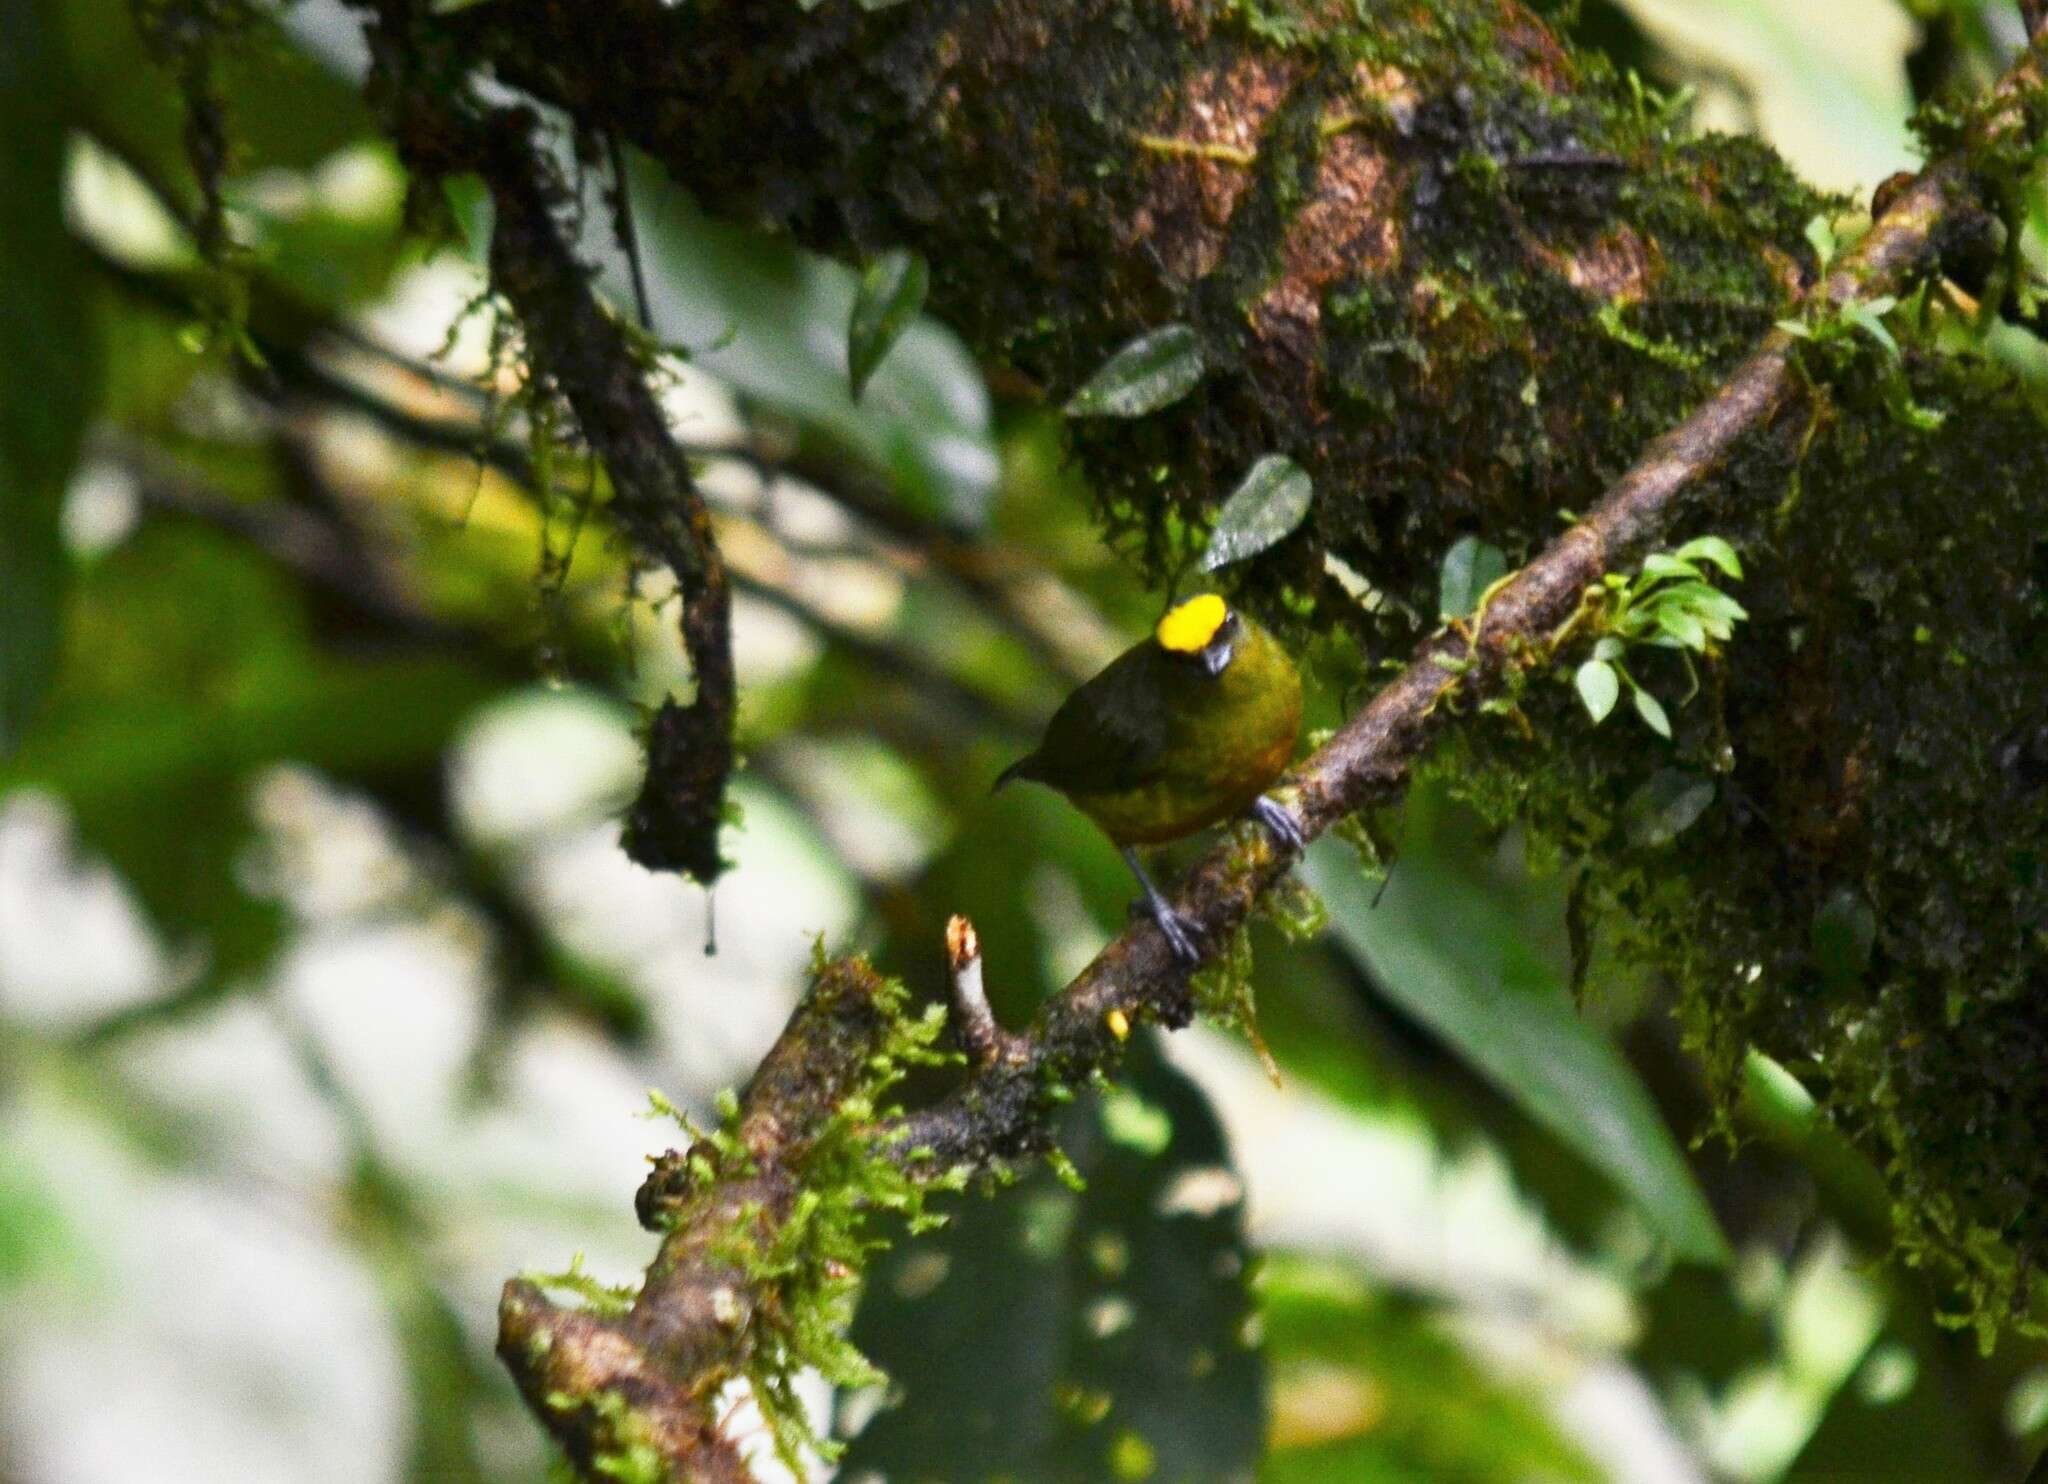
[
  {"x1": 848, "y1": 248, "x2": 929, "y2": 401},
  {"x1": 1640, "y1": 553, "x2": 1703, "y2": 582},
  {"x1": 1262, "y1": 1255, "x2": 1602, "y2": 1483},
  {"x1": 1064, "y1": 324, "x2": 1204, "y2": 418},
  {"x1": 1437, "y1": 534, "x2": 1508, "y2": 621},
  {"x1": 1308, "y1": 794, "x2": 1728, "y2": 1263},
  {"x1": 1673, "y1": 535, "x2": 1743, "y2": 580},
  {"x1": 1576, "y1": 660, "x2": 1620, "y2": 723},
  {"x1": 1201, "y1": 455, "x2": 1313, "y2": 571},
  {"x1": 440, "y1": 171, "x2": 495, "y2": 265},
  {"x1": 1611, "y1": 0, "x2": 1916, "y2": 196}
]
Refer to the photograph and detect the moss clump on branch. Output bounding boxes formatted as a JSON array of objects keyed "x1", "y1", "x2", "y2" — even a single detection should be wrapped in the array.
[
  {"x1": 502, "y1": 954, "x2": 968, "y2": 1482},
  {"x1": 645, "y1": 981, "x2": 964, "y2": 1474},
  {"x1": 1428, "y1": 333, "x2": 2048, "y2": 1338}
]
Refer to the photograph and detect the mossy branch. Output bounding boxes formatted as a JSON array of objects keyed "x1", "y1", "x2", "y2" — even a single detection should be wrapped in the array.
[
  {"x1": 360, "y1": 4, "x2": 737, "y2": 886},
  {"x1": 499, "y1": 954, "x2": 959, "y2": 1483}
]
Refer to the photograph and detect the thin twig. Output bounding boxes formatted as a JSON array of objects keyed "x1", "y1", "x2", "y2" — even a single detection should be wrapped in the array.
[
  {"x1": 605, "y1": 130, "x2": 654, "y2": 331},
  {"x1": 945, "y1": 915, "x2": 1022, "y2": 1067}
]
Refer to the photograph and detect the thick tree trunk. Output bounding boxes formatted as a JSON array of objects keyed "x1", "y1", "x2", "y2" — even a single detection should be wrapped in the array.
[{"x1": 446, "y1": 0, "x2": 1822, "y2": 620}]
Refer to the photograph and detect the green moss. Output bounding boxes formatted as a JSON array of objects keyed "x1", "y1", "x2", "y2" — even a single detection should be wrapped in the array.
[
  {"x1": 1414, "y1": 333, "x2": 2048, "y2": 1341},
  {"x1": 645, "y1": 962, "x2": 969, "y2": 1477}
]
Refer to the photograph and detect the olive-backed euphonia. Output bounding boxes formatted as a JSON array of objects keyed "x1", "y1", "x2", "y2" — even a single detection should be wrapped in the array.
[{"x1": 996, "y1": 594, "x2": 1304, "y2": 961}]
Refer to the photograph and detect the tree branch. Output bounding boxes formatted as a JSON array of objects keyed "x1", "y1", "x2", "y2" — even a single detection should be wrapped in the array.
[{"x1": 360, "y1": 2, "x2": 739, "y2": 883}]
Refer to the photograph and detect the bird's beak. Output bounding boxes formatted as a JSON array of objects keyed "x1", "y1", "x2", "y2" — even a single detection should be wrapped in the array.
[{"x1": 1200, "y1": 634, "x2": 1236, "y2": 676}]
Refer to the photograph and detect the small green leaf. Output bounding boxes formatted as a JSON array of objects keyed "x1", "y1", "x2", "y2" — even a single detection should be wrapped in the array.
[
  {"x1": 1576, "y1": 660, "x2": 1620, "y2": 723},
  {"x1": 1805, "y1": 213, "x2": 1838, "y2": 271},
  {"x1": 1591, "y1": 636, "x2": 1625, "y2": 663},
  {"x1": 1438, "y1": 534, "x2": 1509, "y2": 621},
  {"x1": 848, "y1": 248, "x2": 929, "y2": 401},
  {"x1": 1673, "y1": 536, "x2": 1742, "y2": 580},
  {"x1": 1653, "y1": 607, "x2": 1708, "y2": 652},
  {"x1": 1639, "y1": 553, "x2": 1702, "y2": 582},
  {"x1": 1065, "y1": 324, "x2": 1204, "y2": 418},
  {"x1": 1844, "y1": 302, "x2": 1900, "y2": 360},
  {"x1": 440, "y1": 172, "x2": 495, "y2": 264},
  {"x1": 1624, "y1": 769, "x2": 1716, "y2": 849},
  {"x1": 1200, "y1": 454, "x2": 1314, "y2": 570},
  {"x1": 1633, "y1": 686, "x2": 1672, "y2": 738},
  {"x1": 1776, "y1": 318, "x2": 1815, "y2": 339}
]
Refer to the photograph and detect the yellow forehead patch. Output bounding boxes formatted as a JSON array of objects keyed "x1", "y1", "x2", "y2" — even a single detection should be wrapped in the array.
[{"x1": 1155, "y1": 594, "x2": 1228, "y2": 654}]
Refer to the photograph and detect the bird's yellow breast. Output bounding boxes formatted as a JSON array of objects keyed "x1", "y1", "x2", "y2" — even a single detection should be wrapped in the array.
[{"x1": 1070, "y1": 625, "x2": 1302, "y2": 846}]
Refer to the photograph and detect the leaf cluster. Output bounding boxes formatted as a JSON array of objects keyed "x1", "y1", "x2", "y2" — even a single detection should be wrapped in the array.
[{"x1": 1573, "y1": 536, "x2": 1747, "y2": 738}]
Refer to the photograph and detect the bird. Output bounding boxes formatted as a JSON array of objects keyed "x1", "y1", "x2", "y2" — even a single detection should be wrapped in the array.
[{"x1": 995, "y1": 593, "x2": 1305, "y2": 963}]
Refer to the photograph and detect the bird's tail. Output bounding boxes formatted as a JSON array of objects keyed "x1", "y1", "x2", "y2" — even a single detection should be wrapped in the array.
[{"x1": 992, "y1": 754, "x2": 1039, "y2": 793}]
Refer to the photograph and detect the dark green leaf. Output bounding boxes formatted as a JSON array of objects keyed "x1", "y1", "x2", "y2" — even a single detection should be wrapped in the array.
[
  {"x1": 1307, "y1": 794, "x2": 1728, "y2": 1263},
  {"x1": 0, "y1": 0, "x2": 100, "y2": 753},
  {"x1": 1437, "y1": 534, "x2": 1509, "y2": 621},
  {"x1": 840, "y1": 1043, "x2": 1264, "y2": 1482},
  {"x1": 1064, "y1": 324, "x2": 1204, "y2": 418},
  {"x1": 848, "y1": 248, "x2": 929, "y2": 401},
  {"x1": 1624, "y1": 768, "x2": 1716, "y2": 849},
  {"x1": 2, "y1": 525, "x2": 501, "y2": 988},
  {"x1": 1200, "y1": 455, "x2": 1313, "y2": 571},
  {"x1": 1812, "y1": 888, "x2": 1877, "y2": 989}
]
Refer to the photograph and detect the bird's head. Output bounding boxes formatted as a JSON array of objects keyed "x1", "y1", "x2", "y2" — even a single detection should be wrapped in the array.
[{"x1": 1155, "y1": 594, "x2": 1241, "y2": 677}]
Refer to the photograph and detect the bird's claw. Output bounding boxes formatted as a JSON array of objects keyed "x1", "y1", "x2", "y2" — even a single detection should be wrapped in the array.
[
  {"x1": 1131, "y1": 896, "x2": 1204, "y2": 963},
  {"x1": 1252, "y1": 794, "x2": 1307, "y2": 853},
  {"x1": 1151, "y1": 902, "x2": 1205, "y2": 965}
]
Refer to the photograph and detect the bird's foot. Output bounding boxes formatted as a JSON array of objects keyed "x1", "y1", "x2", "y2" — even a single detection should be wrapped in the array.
[
  {"x1": 1130, "y1": 896, "x2": 1204, "y2": 964},
  {"x1": 1252, "y1": 794, "x2": 1306, "y2": 853},
  {"x1": 1151, "y1": 900, "x2": 1205, "y2": 965}
]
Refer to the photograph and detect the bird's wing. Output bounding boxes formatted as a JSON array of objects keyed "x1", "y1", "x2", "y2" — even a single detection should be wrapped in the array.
[{"x1": 1020, "y1": 651, "x2": 1169, "y2": 794}]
